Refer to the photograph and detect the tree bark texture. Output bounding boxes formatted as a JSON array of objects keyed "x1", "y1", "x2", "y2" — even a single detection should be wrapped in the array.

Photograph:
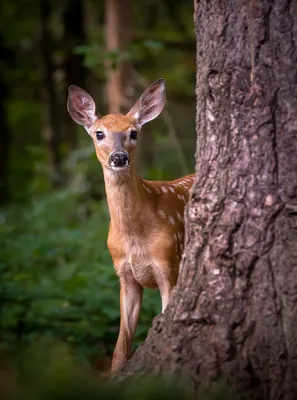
[{"x1": 117, "y1": 1, "x2": 297, "y2": 399}]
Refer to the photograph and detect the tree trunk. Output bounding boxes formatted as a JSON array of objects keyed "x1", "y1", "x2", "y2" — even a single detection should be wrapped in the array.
[
  {"x1": 40, "y1": 0, "x2": 62, "y2": 187},
  {"x1": 63, "y1": 0, "x2": 87, "y2": 150},
  {"x1": 105, "y1": 0, "x2": 133, "y2": 113},
  {"x1": 117, "y1": 1, "x2": 297, "y2": 399},
  {"x1": 0, "y1": 37, "x2": 11, "y2": 203}
]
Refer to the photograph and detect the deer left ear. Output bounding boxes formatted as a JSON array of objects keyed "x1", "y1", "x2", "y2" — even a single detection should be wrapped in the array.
[
  {"x1": 67, "y1": 85, "x2": 98, "y2": 131},
  {"x1": 127, "y1": 78, "x2": 166, "y2": 127}
]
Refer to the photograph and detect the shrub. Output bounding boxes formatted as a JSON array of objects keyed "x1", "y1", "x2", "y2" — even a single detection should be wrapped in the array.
[{"x1": 0, "y1": 186, "x2": 160, "y2": 364}]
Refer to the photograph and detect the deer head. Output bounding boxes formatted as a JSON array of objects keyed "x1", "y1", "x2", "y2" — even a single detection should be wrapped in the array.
[{"x1": 67, "y1": 79, "x2": 166, "y2": 172}]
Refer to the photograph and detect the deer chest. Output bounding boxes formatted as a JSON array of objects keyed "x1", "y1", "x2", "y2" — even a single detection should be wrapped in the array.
[{"x1": 126, "y1": 240, "x2": 157, "y2": 288}]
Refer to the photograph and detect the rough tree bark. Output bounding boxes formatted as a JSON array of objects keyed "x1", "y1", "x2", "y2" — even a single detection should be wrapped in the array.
[{"x1": 117, "y1": 1, "x2": 297, "y2": 399}]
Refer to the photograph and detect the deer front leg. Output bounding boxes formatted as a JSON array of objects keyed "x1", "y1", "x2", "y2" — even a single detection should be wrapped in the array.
[
  {"x1": 153, "y1": 261, "x2": 176, "y2": 313},
  {"x1": 111, "y1": 265, "x2": 143, "y2": 372}
]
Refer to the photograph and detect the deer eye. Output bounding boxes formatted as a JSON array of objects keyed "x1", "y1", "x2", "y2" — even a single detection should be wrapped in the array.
[
  {"x1": 96, "y1": 131, "x2": 105, "y2": 140},
  {"x1": 130, "y1": 130, "x2": 138, "y2": 140}
]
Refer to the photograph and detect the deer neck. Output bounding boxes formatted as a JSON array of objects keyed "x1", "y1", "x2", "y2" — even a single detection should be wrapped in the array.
[{"x1": 103, "y1": 165, "x2": 146, "y2": 232}]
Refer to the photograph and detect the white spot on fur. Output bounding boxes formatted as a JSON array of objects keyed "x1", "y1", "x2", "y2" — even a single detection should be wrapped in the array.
[
  {"x1": 158, "y1": 209, "x2": 166, "y2": 218},
  {"x1": 161, "y1": 186, "x2": 168, "y2": 193},
  {"x1": 169, "y1": 186, "x2": 175, "y2": 193},
  {"x1": 169, "y1": 216, "x2": 175, "y2": 226},
  {"x1": 143, "y1": 185, "x2": 152, "y2": 194},
  {"x1": 177, "y1": 212, "x2": 182, "y2": 222}
]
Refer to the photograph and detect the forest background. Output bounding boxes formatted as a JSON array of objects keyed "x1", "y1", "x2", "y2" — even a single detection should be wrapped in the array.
[{"x1": 0, "y1": 0, "x2": 196, "y2": 372}]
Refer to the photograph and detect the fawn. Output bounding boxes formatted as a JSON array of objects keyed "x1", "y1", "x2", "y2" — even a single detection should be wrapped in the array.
[{"x1": 67, "y1": 79, "x2": 194, "y2": 371}]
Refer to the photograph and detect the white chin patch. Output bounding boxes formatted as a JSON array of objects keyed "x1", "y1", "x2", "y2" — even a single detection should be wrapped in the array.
[{"x1": 110, "y1": 165, "x2": 128, "y2": 171}]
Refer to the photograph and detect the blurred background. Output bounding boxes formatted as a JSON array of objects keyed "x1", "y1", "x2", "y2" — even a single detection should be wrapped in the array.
[{"x1": 0, "y1": 0, "x2": 196, "y2": 374}]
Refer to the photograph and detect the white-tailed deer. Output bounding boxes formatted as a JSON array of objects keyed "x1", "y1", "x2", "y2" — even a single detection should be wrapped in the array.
[{"x1": 67, "y1": 79, "x2": 194, "y2": 371}]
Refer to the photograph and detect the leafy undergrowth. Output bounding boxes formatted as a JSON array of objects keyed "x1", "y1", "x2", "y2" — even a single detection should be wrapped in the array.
[
  {"x1": 0, "y1": 187, "x2": 160, "y2": 364},
  {"x1": 0, "y1": 340, "x2": 236, "y2": 400}
]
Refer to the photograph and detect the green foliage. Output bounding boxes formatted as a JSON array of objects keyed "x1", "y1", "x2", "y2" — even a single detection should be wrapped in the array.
[
  {"x1": 0, "y1": 0, "x2": 196, "y2": 374},
  {"x1": 0, "y1": 186, "x2": 160, "y2": 363},
  {"x1": 1, "y1": 0, "x2": 196, "y2": 202},
  {"x1": 0, "y1": 340, "x2": 236, "y2": 400},
  {"x1": 75, "y1": 40, "x2": 165, "y2": 70}
]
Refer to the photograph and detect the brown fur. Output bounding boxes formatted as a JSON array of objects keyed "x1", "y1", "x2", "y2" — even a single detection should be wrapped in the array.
[
  {"x1": 96, "y1": 121, "x2": 195, "y2": 371},
  {"x1": 95, "y1": 114, "x2": 136, "y2": 132}
]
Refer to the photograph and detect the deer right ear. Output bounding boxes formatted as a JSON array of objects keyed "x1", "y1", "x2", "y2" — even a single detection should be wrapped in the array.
[
  {"x1": 67, "y1": 85, "x2": 98, "y2": 131},
  {"x1": 127, "y1": 78, "x2": 166, "y2": 127}
]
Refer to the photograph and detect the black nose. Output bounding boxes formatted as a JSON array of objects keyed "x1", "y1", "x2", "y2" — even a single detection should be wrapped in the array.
[{"x1": 109, "y1": 151, "x2": 129, "y2": 168}]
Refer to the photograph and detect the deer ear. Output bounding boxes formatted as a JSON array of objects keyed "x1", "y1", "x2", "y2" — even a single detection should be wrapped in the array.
[
  {"x1": 67, "y1": 85, "x2": 98, "y2": 130},
  {"x1": 127, "y1": 78, "x2": 166, "y2": 127}
]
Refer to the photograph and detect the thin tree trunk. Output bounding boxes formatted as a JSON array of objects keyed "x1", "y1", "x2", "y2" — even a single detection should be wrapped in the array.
[
  {"x1": 40, "y1": 0, "x2": 62, "y2": 187},
  {"x1": 0, "y1": 37, "x2": 11, "y2": 203},
  {"x1": 63, "y1": 0, "x2": 87, "y2": 150},
  {"x1": 117, "y1": 1, "x2": 297, "y2": 399},
  {"x1": 105, "y1": 0, "x2": 133, "y2": 113}
]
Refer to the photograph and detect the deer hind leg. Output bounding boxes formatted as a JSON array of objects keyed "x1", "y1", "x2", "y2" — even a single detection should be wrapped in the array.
[{"x1": 111, "y1": 264, "x2": 143, "y2": 372}]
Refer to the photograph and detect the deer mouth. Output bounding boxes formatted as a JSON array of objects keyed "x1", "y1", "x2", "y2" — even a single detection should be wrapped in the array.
[{"x1": 109, "y1": 164, "x2": 130, "y2": 172}]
